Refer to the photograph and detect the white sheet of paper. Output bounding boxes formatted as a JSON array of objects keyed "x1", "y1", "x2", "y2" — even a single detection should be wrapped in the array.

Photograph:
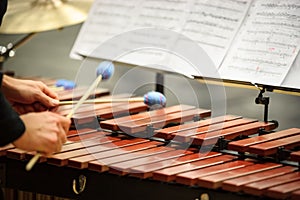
[
  {"x1": 70, "y1": 0, "x2": 252, "y2": 78},
  {"x1": 182, "y1": 0, "x2": 253, "y2": 67},
  {"x1": 219, "y1": 0, "x2": 300, "y2": 86},
  {"x1": 70, "y1": 0, "x2": 190, "y2": 59}
]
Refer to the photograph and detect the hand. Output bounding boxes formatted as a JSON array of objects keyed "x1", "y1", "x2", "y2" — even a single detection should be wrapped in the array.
[
  {"x1": 2, "y1": 75, "x2": 59, "y2": 112},
  {"x1": 13, "y1": 112, "x2": 71, "y2": 155}
]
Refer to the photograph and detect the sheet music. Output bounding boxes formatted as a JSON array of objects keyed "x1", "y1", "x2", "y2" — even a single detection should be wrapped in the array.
[
  {"x1": 219, "y1": 0, "x2": 300, "y2": 86},
  {"x1": 70, "y1": 0, "x2": 190, "y2": 59},
  {"x1": 182, "y1": 0, "x2": 253, "y2": 67},
  {"x1": 70, "y1": 0, "x2": 252, "y2": 77},
  {"x1": 70, "y1": 0, "x2": 139, "y2": 59}
]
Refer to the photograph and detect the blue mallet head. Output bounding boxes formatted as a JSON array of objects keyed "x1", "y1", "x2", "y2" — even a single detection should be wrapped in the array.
[
  {"x1": 55, "y1": 79, "x2": 76, "y2": 90},
  {"x1": 143, "y1": 91, "x2": 166, "y2": 107},
  {"x1": 96, "y1": 61, "x2": 115, "y2": 80}
]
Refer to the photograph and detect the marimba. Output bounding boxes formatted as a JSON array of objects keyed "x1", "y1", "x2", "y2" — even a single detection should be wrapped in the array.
[{"x1": 0, "y1": 81, "x2": 299, "y2": 200}]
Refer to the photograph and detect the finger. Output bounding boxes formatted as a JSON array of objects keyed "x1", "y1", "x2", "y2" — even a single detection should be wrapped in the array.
[
  {"x1": 36, "y1": 92, "x2": 60, "y2": 108},
  {"x1": 58, "y1": 123, "x2": 67, "y2": 144},
  {"x1": 49, "y1": 106, "x2": 59, "y2": 112},
  {"x1": 56, "y1": 137, "x2": 63, "y2": 153},
  {"x1": 33, "y1": 102, "x2": 48, "y2": 112},
  {"x1": 48, "y1": 112, "x2": 70, "y2": 136},
  {"x1": 35, "y1": 145, "x2": 51, "y2": 157},
  {"x1": 44, "y1": 134, "x2": 60, "y2": 155},
  {"x1": 55, "y1": 114, "x2": 71, "y2": 133},
  {"x1": 50, "y1": 112, "x2": 68, "y2": 146},
  {"x1": 55, "y1": 123, "x2": 65, "y2": 152},
  {"x1": 23, "y1": 105, "x2": 35, "y2": 113},
  {"x1": 34, "y1": 82, "x2": 60, "y2": 108},
  {"x1": 12, "y1": 103, "x2": 25, "y2": 114},
  {"x1": 40, "y1": 82, "x2": 59, "y2": 100}
]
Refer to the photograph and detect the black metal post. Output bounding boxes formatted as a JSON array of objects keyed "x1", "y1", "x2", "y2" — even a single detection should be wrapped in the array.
[{"x1": 155, "y1": 73, "x2": 164, "y2": 94}]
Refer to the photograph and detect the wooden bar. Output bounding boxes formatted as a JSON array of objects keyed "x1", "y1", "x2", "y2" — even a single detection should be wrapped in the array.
[
  {"x1": 72, "y1": 102, "x2": 149, "y2": 125},
  {"x1": 151, "y1": 154, "x2": 235, "y2": 181},
  {"x1": 197, "y1": 162, "x2": 280, "y2": 189},
  {"x1": 172, "y1": 118, "x2": 257, "y2": 143},
  {"x1": 107, "y1": 150, "x2": 192, "y2": 176},
  {"x1": 291, "y1": 151, "x2": 300, "y2": 162},
  {"x1": 243, "y1": 172, "x2": 300, "y2": 197},
  {"x1": 98, "y1": 146, "x2": 174, "y2": 166},
  {"x1": 46, "y1": 136, "x2": 122, "y2": 166},
  {"x1": 100, "y1": 104, "x2": 197, "y2": 131},
  {"x1": 248, "y1": 134, "x2": 300, "y2": 156},
  {"x1": 88, "y1": 146, "x2": 174, "y2": 172},
  {"x1": 66, "y1": 128, "x2": 109, "y2": 144},
  {"x1": 0, "y1": 144, "x2": 15, "y2": 157},
  {"x1": 62, "y1": 132, "x2": 109, "y2": 152},
  {"x1": 154, "y1": 115, "x2": 242, "y2": 140},
  {"x1": 117, "y1": 108, "x2": 211, "y2": 134},
  {"x1": 103, "y1": 105, "x2": 195, "y2": 128},
  {"x1": 47, "y1": 137, "x2": 148, "y2": 166},
  {"x1": 228, "y1": 128, "x2": 300, "y2": 152},
  {"x1": 266, "y1": 180, "x2": 300, "y2": 199},
  {"x1": 192, "y1": 121, "x2": 276, "y2": 146},
  {"x1": 222, "y1": 166, "x2": 296, "y2": 192},
  {"x1": 175, "y1": 160, "x2": 253, "y2": 186},
  {"x1": 129, "y1": 152, "x2": 222, "y2": 179},
  {"x1": 66, "y1": 128, "x2": 96, "y2": 137},
  {"x1": 67, "y1": 141, "x2": 162, "y2": 169},
  {"x1": 6, "y1": 148, "x2": 28, "y2": 160},
  {"x1": 66, "y1": 130, "x2": 107, "y2": 142}
]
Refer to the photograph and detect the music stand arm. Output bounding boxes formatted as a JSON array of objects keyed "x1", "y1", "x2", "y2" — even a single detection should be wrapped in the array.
[{"x1": 255, "y1": 87, "x2": 270, "y2": 122}]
